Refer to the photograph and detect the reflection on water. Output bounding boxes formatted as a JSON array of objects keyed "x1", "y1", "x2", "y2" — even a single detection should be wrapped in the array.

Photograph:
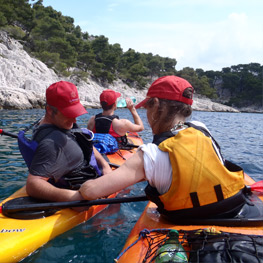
[{"x1": 1, "y1": 109, "x2": 263, "y2": 263}]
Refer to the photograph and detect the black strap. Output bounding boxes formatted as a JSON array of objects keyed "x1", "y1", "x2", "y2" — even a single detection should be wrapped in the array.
[
  {"x1": 190, "y1": 192, "x2": 200, "y2": 207},
  {"x1": 32, "y1": 124, "x2": 61, "y2": 142},
  {"x1": 191, "y1": 185, "x2": 224, "y2": 208},
  {"x1": 214, "y1": 184, "x2": 224, "y2": 202}
]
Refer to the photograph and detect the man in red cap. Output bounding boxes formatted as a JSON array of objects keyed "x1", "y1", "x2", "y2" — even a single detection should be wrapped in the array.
[
  {"x1": 87, "y1": 89, "x2": 144, "y2": 145},
  {"x1": 26, "y1": 81, "x2": 112, "y2": 202}
]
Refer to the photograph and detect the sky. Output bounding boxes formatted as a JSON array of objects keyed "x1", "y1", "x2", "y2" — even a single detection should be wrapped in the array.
[{"x1": 41, "y1": 0, "x2": 263, "y2": 71}]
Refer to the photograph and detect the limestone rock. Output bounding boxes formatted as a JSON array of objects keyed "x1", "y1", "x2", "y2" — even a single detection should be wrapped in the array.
[
  {"x1": 192, "y1": 96, "x2": 239, "y2": 112},
  {"x1": 0, "y1": 30, "x2": 240, "y2": 113}
]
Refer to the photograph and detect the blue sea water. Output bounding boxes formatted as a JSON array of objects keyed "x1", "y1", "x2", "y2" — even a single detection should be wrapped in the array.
[{"x1": 0, "y1": 109, "x2": 262, "y2": 263}]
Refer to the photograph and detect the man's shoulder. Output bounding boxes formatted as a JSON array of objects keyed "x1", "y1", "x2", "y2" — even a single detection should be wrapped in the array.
[
  {"x1": 111, "y1": 118, "x2": 132, "y2": 136},
  {"x1": 112, "y1": 117, "x2": 129, "y2": 127},
  {"x1": 33, "y1": 124, "x2": 56, "y2": 139},
  {"x1": 89, "y1": 115, "x2": 96, "y2": 121},
  {"x1": 34, "y1": 125, "x2": 69, "y2": 144}
]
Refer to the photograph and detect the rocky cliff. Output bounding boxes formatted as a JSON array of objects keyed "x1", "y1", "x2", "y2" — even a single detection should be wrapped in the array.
[{"x1": 0, "y1": 31, "x2": 239, "y2": 113}]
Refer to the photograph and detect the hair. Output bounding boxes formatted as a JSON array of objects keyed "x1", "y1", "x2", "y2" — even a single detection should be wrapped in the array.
[
  {"x1": 46, "y1": 104, "x2": 58, "y2": 117},
  {"x1": 101, "y1": 101, "x2": 115, "y2": 111},
  {"x1": 146, "y1": 88, "x2": 193, "y2": 133}
]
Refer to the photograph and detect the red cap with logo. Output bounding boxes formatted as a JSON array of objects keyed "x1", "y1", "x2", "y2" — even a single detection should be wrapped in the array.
[
  {"x1": 100, "y1": 89, "x2": 121, "y2": 106},
  {"x1": 46, "y1": 81, "x2": 87, "y2": 118},
  {"x1": 135, "y1": 75, "x2": 194, "y2": 109}
]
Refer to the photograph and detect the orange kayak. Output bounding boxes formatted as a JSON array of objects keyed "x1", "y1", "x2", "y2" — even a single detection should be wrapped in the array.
[
  {"x1": 116, "y1": 173, "x2": 263, "y2": 263},
  {"x1": 0, "y1": 132, "x2": 143, "y2": 263}
]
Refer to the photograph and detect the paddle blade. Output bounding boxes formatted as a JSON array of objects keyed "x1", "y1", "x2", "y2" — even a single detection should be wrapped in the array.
[{"x1": 250, "y1": 180, "x2": 263, "y2": 193}]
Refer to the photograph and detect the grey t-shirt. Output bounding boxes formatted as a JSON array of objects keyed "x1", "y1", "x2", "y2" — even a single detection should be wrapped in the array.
[{"x1": 29, "y1": 125, "x2": 84, "y2": 182}]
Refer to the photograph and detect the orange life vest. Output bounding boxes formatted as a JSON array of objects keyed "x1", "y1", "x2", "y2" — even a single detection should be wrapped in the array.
[{"x1": 158, "y1": 127, "x2": 245, "y2": 211}]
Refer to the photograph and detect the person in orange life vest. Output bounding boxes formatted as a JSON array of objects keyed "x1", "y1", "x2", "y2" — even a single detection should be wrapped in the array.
[
  {"x1": 87, "y1": 89, "x2": 144, "y2": 140},
  {"x1": 80, "y1": 75, "x2": 246, "y2": 220},
  {"x1": 26, "y1": 81, "x2": 112, "y2": 203}
]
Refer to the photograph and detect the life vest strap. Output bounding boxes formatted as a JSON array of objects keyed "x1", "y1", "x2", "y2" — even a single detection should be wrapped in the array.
[
  {"x1": 190, "y1": 192, "x2": 200, "y2": 207},
  {"x1": 214, "y1": 184, "x2": 224, "y2": 202},
  {"x1": 190, "y1": 184, "x2": 225, "y2": 207}
]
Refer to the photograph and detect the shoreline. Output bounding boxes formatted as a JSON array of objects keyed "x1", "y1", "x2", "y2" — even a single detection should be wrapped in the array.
[{"x1": 0, "y1": 106, "x2": 262, "y2": 114}]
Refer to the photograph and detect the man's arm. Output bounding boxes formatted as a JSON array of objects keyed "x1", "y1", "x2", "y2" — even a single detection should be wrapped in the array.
[
  {"x1": 87, "y1": 115, "x2": 95, "y2": 131},
  {"x1": 26, "y1": 174, "x2": 83, "y2": 202},
  {"x1": 93, "y1": 146, "x2": 112, "y2": 174},
  {"x1": 113, "y1": 98, "x2": 144, "y2": 136},
  {"x1": 80, "y1": 150, "x2": 145, "y2": 200}
]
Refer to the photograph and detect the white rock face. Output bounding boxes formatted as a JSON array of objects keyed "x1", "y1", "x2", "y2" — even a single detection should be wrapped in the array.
[
  {"x1": 192, "y1": 95, "x2": 239, "y2": 112},
  {"x1": 0, "y1": 31, "x2": 59, "y2": 109},
  {"x1": 0, "y1": 31, "x2": 239, "y2": 112}
]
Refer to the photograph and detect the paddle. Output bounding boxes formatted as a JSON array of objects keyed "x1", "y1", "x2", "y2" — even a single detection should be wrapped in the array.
[
  {"x1": 248, "y1": 180, "x2": 263, "y2": 193},
  {"x1": 108, "y1": 162, "x2": 120, "y2": 168},
  {"x1": 0, "y1": 128, "x2": 18, "y2": 138},
  {"x1": 121, "y1": 143, "x2": 140, "y2": 148},
  {"x1": 0, "y1": 195, "x2": 148, "y2": 214}
]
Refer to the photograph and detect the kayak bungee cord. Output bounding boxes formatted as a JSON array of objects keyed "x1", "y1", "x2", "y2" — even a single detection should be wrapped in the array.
[{"x1": 115, "y1": 228, "x2": 263, "y2": 263}]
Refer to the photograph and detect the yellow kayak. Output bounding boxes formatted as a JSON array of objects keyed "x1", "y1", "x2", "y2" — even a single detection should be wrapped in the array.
[{"x1": 0, "y1": 132, "x2": 143, "y2": 263}]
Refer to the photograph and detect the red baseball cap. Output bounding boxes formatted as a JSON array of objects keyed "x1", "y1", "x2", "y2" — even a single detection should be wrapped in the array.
[
  {"x1": 46, "y1": 81, "x2": 88, "y2": 118},
  {"x1": 135, "y1": 76, "x2": 194, "y2": 109},
  {"x1": 100, "y1": 89, "x2": 121, "y2": 105}
]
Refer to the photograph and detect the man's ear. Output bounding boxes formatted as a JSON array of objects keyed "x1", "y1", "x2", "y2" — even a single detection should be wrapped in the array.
[
  {"x1": 45, "y1": 105, "x2": 53, "y2": 116},
  {"x1": 152, "y1": 97, "x2": 160, "y2": 111}
]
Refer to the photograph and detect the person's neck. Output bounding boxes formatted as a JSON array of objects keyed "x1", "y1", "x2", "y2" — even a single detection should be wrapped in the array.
[
  {"x1": 39, "y1": 115, "x2": 52, "y2": 125},
  {"x1": 152, "y1": 117, "x2": 186, "y2": 135},
  {"x1": 102, "y1": 109, "x2": 115, "y2": 116},
  {"x1": 171, "y1": 117, "x2": 186, "y2": 127}
]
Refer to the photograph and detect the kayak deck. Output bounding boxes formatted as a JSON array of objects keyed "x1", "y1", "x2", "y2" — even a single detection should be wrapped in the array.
[
  {"x1": 0, "y1": 132, "x2": 143, "y2": 263},
  {"x1": 116, "y1": 174, "x2": 263, "y2": 263}
]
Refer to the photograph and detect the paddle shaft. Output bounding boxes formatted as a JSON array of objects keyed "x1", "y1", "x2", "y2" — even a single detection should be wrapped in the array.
[
  {"x1": 0, "y1": 129, "x2": 18, "y2": 138},
  {"x1": 1, "y1": 195, "x2": 148, "y2": 213},
  {"x1": 126, "y1": 143, "x2": 139, "y2": 148},
  {"x1": 108, "y1": 162, "x2": 120, "y2": 168}
]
